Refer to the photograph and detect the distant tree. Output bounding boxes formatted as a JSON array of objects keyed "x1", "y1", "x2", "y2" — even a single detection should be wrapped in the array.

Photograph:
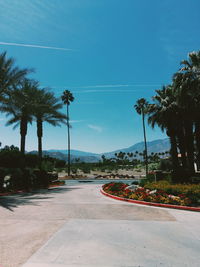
[{"x1": 61, "y1": 90, "x2": 74, "y2": 176}]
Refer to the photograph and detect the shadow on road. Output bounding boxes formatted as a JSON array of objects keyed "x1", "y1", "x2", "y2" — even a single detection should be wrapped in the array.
[{"x1": 0, "y1": 186, "x2": 81, "y2": 211}]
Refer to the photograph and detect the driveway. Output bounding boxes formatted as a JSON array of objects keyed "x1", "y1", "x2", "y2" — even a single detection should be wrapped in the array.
[{"x1": 0, "y1": 184, "x2": 200, "y2": 267}]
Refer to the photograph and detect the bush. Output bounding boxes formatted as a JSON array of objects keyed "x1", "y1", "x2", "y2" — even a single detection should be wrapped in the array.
[
  {"x1": 148, "y1": 162, "x2": 159, "y2": 171},
  {"x1": 0, "y1": 146, "x2": 25, "y2": 168},
  {"x1": 55, "y1": 159, "x2": 66, "y2": 168},
  {"x1": 80, "y1": 165, "x2": 91, "y2": 174},
  {"x1": 40, "y1": 160, "x2": 54, "y2": 172},
  {"x1": 25, "y1": 154, "x2": 39, "y2": 168},
  {"x1": 32, "y1": 170, "x2": 50, "y2": 188},
  {"x1": 0, "y1": 167, "x2": 6, "y2": 192}
]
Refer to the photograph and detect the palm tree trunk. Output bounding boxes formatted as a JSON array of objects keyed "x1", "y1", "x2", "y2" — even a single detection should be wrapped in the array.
[
  {"x1": 20, "y1": 118, "x2": 27, "y2": 154},
  {"x1": 37, "y1": 118, "x2": 43, "y2": 160},
  {"x1": 21, "y1": 135, "x2": 26, "y2": 154},
  {"x1": 177, "y1": 126, "x2": 187, "y2": 168},
  {"x1": 195, "y1": 121, "x2": 200, "y2": 170},
  {"x1": 184, "y1": 120, "x2": 195, "y2": 174},
  {"x1": 169, "y1": 132, "x2": 179, "y2": 171},
  {"x1": 67, "y1": 104, "x2": 71, "y2": 176},
  {"x1": 142, "y1": 111, "x2": 148, "y2": 177}
]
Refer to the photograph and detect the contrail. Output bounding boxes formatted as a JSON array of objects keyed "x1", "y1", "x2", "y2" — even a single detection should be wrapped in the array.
[{"x1": 0, "y1": 41, "x2": 73, "y2": 51}]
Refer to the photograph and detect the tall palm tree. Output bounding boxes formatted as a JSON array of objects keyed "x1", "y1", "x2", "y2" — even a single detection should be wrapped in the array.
[
  {"x1": 0, "y1": 51, "x2": 31, "y2": 98},
  {"x1": 134, "y1": 98, "x2": 149, "y2": 177},
  {"x1": 61, "y1": 90, "x2": 74, "y2": 176},
  {"x1": 173, "y1": 51, "x2": 200, "y2": 172},
  {"x1": 0, "y1": 79, "x2": 37, "y2": 153},
  {"x1": 33, "y1": 88, "x2": 67, "y2": 160},
  {"x1": 147, "y1": 86, "x2": 180, "y2": 172}
]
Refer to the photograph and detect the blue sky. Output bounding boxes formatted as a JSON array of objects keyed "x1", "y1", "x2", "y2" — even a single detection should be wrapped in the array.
[{"x1": 0, "y1": 0, "x2": 200, "y2": 153}]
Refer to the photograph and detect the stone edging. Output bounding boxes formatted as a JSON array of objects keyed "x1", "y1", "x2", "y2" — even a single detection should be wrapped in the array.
[{"x1": 100, "y1": 188, "x2": 200, "y2": 212}]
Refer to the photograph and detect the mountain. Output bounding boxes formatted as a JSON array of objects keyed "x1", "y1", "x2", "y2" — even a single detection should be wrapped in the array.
[
  {"x1": 29, "y1": 150, "x2": 101, "y2": 162},
  {"x1": 103, "y1": 138, "x2": 170, "y2": 158},
  {"x1": 29, "y1": 138, "x2": 170, "y2": 162},
  {"x1": 47, "y1": 149, "x2": 99, "y2": 157}
]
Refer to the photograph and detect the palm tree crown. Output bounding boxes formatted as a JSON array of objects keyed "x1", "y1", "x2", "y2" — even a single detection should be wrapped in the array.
[
  {"x1": 61, "y1": 90, "x2": 74, "y2": 105},
  {"x1": 0, "y1": 51, "x2": 31, "y2": 97},
  {"x1": 33, "y1": 88, "x2": 67, "y2": 159}
]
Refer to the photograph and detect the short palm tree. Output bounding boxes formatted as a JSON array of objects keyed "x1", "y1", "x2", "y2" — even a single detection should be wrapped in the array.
[
  {"x1": 61, "y1": 90, "x2": 74, "y2": 176},
  {"x1": 33, "y1": 88, "x2": 67, "y2": 160},
  {"x1": 134, "y1": 98, "x2": 149, "y2": 177},
  {"x1": 0, "y1": 79, "x2": 37, "y2": 153}
]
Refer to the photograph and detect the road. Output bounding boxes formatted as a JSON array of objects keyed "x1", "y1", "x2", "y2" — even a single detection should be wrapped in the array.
[{"x1": 0, "y1": 183, "x2": 200, "y2": 267}]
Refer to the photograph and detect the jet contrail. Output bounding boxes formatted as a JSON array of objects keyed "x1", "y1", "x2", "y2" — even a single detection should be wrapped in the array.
[{"x1": 0, "y1": 41, "x2": 73, "y2": 51}]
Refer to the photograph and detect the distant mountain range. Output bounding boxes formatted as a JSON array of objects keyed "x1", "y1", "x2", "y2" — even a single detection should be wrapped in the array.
[
  {"x1": 29, "y1": 138, "x2": 170, "y2": 162},
  {"x1": 104, "y1": 138, "x2": 170, "y2": 158}
]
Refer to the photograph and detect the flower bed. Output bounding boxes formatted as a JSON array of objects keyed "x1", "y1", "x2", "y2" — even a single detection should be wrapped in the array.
[{"x1": 102, "y1": 182, "x2": 200, "y2": 207}]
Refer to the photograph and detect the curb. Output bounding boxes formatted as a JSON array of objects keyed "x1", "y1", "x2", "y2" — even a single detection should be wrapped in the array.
[{"x1": 100, "y1": 189, "x2": 200, "y2": 212}]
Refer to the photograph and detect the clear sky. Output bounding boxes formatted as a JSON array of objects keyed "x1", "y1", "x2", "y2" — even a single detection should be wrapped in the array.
[{"x1": 0, "y1": 0, "x2": 200, "y2": 153}]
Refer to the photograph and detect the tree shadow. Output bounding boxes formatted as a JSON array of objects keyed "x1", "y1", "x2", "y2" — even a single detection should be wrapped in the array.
[{"x1": 0, "y1": 186, "x2": 81, "y2": 211}]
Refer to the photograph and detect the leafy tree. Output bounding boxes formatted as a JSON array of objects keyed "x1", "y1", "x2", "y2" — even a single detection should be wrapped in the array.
[{"x1": 61, "y1": 90, "x2": 74, "y2": 176}]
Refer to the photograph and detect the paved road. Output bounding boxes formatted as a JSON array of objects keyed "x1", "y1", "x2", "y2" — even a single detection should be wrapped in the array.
[{"x1": 1, "y1": 184, "x2": 200, "y2": 267}]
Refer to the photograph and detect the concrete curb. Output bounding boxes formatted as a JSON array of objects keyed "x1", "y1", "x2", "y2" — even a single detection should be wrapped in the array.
[{"x1": 100, "y1": 188, "x2": 200, "y2": 212}]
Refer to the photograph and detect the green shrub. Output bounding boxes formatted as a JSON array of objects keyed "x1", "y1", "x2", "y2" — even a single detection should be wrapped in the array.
[
  {"x1": 80, "y1": 165, "x2": 91, "y2": 174},
  {"x1": 0, "y1": 167, "x2": 6, "y2": 192},
  {"x1": 55, "y1": 159, "x2": 66, "y2": 168},
  {"x1": 148, "y1": 163, "x2": 159, "y2": 171},
  {"x1": 0, "y1": 146, "x2": 25, "y2": 168},
  {"x1": 25, "y1": 154, "x2": 39, "y2": 168},
  {"x1": 40, "y1": 160, "x2": 54, "y2": 172},
  {"x1": 33, "y1": 170, "x2": 50, "y2": 188}
]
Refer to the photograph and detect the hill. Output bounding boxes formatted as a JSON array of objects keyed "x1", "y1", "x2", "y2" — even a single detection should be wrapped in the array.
[
  {"x1": 29, "y1": 138, "x2": 170, "y2": 162},
  {"x1": 103, "y1": 138, "x2": 170, "y2": 158}
]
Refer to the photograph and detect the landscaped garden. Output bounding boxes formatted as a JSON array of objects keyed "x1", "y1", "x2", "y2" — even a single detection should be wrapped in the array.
[{"x1": 102, "y1": 181, "x2": 200, "y2": 208}]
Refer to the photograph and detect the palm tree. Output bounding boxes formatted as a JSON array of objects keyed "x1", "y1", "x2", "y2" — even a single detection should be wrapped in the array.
[
  {"x1": 33, "y1": 88, "x2": 67, "y2": 160},
  {"x1": 0, "y1": 79, "x2": 37, "y2": 153},
  {"x1": 147, "y1": 86, "x2": 180, "y2": 172},
  {"x1": 134, "y1": 98, "x2": 149, "y2": 177},
  {"x1": 0, "y1": 51, "x2": 31, "y2": 98},
  {"x1": 173, "y1": 51, "x2": 200, "y2": 172},
  {"x1": 61, "y1": 90, "x2": 74, "y2": 176}
]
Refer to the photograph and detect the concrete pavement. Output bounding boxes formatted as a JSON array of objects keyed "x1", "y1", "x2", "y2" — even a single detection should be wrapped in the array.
[{"x1": 0, "y1": 184, "x2": 200, "y2": 267}]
